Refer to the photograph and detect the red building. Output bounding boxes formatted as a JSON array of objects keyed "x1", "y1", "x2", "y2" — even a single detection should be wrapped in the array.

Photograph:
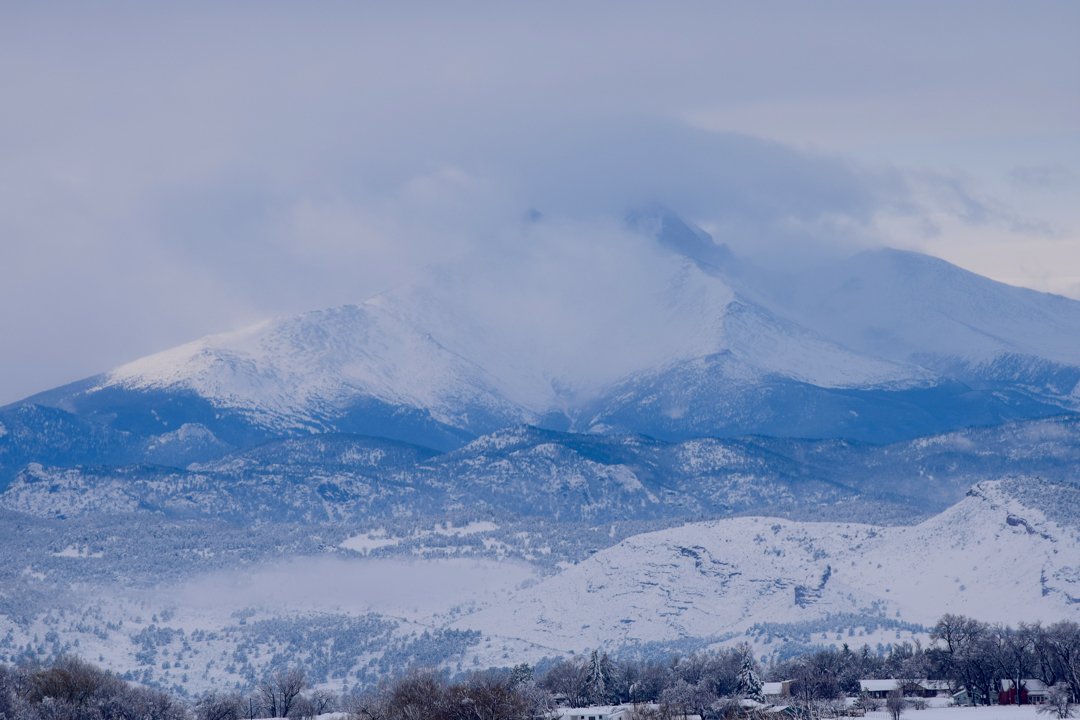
[{"x1": 999, "y1": 679, "x2": 1050, "y2": 705}]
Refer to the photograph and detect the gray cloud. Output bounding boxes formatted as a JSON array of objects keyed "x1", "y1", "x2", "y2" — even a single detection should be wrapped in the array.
[{"x1": 0, "y1": 1, "x2": 1076, "y2": 404}]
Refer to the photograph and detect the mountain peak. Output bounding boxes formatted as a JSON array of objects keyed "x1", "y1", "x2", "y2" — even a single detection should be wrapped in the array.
[{"x1": 626, "y1": 206, "x2": 735, "y2": 269}]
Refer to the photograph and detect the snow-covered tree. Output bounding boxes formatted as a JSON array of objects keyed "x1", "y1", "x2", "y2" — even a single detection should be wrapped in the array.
[
  {"x1": 508, "y1": 663, "x2": 534, "y2": 691},
  {"x1": 587, "y1": 650, "x2": 611, "y2": 705},
  {"x1": 1037, "y1": 685, "x2": 1074, "y2": 720},
  {"x1": 736, "y1": 652, "x2": 765, "y2": 703}
]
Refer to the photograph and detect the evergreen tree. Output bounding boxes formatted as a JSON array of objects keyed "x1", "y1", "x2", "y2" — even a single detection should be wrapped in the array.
[
  {"x1": 737, "y1": 653, "x2": 765, "y2": 703},
  {"x1": 587, "y1": 650, "x2": 607, "y2": 705},
  {"x1": 508, "y1": 663, "x2": 534, "y2": 691},
  {"x1": 599, "y1": 653, "x2": 616, "y2": 700}
]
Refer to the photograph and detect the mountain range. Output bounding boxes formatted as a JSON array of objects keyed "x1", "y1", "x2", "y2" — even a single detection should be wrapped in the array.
[
  {"x1": 4, "y1": 214, "x2": 1080, "y2": 692},
  {"x1": 3, "y1": 210, "x2": 1080, "y2": 488},
  {"x1": 5, "y1": 413, "x2": 1080, "y2": 528}
]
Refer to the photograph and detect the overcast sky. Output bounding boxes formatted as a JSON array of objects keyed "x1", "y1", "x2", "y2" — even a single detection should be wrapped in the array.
[{"x1": 1, "y1": 1, "x2": 1078, "y2": 405}]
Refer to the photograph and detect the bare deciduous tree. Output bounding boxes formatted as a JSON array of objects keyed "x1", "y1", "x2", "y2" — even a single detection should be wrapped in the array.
[
  {"x1": 259, "y1": 667, "x2": 307, "y2": 719},
  {"x1": 287, "y1": 695, "x2": 317, "y2": 720},
  {"x1": 886, "y1": 689, "x2": 905, "y2": 720},
  {"x1": 1038, "y1": 685, "x2": 1076, "y2": 720},
  {"x1": 278, "y1": 668, "x2": 308, "y2": 718},
  {"x1": 258, "y1": 677, "x2": 280, "y2": 719},
  {"x1": 197, "y1": 691, "x2": 242, "y2": 720}
]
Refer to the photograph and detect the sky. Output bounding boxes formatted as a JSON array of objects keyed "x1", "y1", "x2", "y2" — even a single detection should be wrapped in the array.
[{"x1": 1, "y1": 1, "x2": 1078, "y2": 406}]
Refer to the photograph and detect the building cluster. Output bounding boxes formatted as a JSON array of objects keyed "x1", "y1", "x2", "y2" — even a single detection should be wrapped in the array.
[{"x1": 551, "y1": 677, "x2": 1063, "y2": 720}]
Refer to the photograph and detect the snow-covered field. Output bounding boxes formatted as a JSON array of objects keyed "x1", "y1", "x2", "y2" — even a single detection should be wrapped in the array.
[
  {"x1": 340, "y1": 521, "x2": 500, "y2": 554},
  {"x1": 865, "y1": 707, "x2": 1043, "y2": 720}
]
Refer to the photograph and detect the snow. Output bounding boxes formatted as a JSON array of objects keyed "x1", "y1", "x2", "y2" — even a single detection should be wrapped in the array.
[
  {"x1": 864, "y1": 707, "x2": 1042, "y2": 720},
  {"x1": 5, "y1": 477, "x2": 1076, "y2": 694},
  {"x1": 453, "y1": 480, "x2": 1080, "y2": 653},
  {"x1": 432, "y1": 520, "x2": 499, "y2": 536},
  {"x1": 21, "y1": 566, "x2": 45, "y2": 581},
  {"x1": 2, "y1": 464, "x2": 141, "y2": 516},
  {"x1": 86, "y1": 236, "x2": 936, "y2": 437},
  {"x1": 340, "y1": 531, "x2": 402, "y2": 554},
  {"x1": 142, "y1": 423, "x2": 218, "y2": 449},
  {"x1": 100, "y1": 303, "x2": 527, "y2": 434},
  {"x1": 53, "y1": 545, "x2": 104, "y2": 558},
  {"x1": 779, "y1": 249, "x2": 1080, "y2": 376},
  {"x1": 340, "y1": 522, "x2": 500, "y2": 553}
]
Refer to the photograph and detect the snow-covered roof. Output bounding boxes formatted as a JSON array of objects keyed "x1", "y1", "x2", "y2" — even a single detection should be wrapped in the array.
[
  {"x1": 555, "y1": 706, "x2": 619, "y2": 719},
  {"x1": 1002, "y1": 679, "x2": 1050, "y2": 694},
  {"x1": 859, "y1": 679, "x2": 943, "y2": 692}
]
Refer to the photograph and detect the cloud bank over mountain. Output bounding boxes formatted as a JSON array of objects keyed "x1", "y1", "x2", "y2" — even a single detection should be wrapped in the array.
[{"x1": 1, "y1": 2, "x2": 1077, "y2": 404}]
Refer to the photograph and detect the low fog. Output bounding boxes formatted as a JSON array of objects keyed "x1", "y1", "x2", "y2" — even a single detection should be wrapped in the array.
[{"x1": 155, "y1": 555, "x2": 535, "y2": 619}]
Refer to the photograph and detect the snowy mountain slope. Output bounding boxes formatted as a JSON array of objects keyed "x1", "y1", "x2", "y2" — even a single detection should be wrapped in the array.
[
  {"x1": 454, "y1": 478, "x2": 1080, "y2": 653},
  {"x1": 7, "y1": 210, "x2": 1080, "y2": 463},
  {"x1": 0, "y1": 403, "x2": 234, "y2": 487},
  {"x1": 774, "y1": 248, "x2": 1080, "y2": 408},
  {"x1": 21, "y1": 246, "x2": 937, "y2": 446},
  {"x1": 40, "y1": 303, "x2": 533, "y2": 448},
  {"x1": 640, "y1": 207, "x2": 1080, "y2": 397},
  {"x1": 580, "y1": 353, "x2": 1061, "y2": 445},
  {"x1": 0, "y1": 432, "x2": 444, "y2": 523},
  {"x1": 1, "y1": 479, "x2": 1074, "y2": 695},
  {"x1": 742, "y1": 413, "x2": 1080, "y2": 510},
  {"x1": 0, "y1": 404, "x2": 139, "y2": 484},
  {"x1": 7, "y1": 415, "x2": 1080, "y2": 525},
  {"x1": 0, "y1": 426, "x2": 858, "y2": 524},
  {"x1": 580, "y1": 212, "x2": 1076, "y2": 442}
]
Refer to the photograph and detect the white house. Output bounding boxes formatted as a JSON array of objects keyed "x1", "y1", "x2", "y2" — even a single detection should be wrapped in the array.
[
  {"x1": 556, "y1": 706, "x2": 620, "y2": 720},
  {"x1": 859, "y1": 679, "x2": 901, "y2": 698},
  {"x1": 762, "y1": 681, "x2": 793, "y2": 700}
]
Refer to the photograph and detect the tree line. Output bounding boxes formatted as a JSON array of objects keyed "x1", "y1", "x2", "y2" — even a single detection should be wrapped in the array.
[
  {"x1": 0, "y1": 615, "x2": 1077, "y2": 720},
  {"x1": 927, "y1": 615, "x2": 1080, "y2": 706}
]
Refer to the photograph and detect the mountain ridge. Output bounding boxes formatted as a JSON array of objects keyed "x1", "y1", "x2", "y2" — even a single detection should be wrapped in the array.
[
  {"x1": 5, "y1": 415, "x2": 1080, "y2": 527},
  {"x1": 5, "y1": 211, "x2": 1080, "y2": 476},
  {"x1": 452, "y1": 476, "x2": 1080, "y2": 659}
]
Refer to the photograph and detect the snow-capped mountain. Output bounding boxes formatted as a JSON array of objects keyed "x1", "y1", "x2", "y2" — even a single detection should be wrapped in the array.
[
  {"x1": 7, "y1": 210, "x2": 1076, "y2": 468},
  {"x1": 5, "y1": 211, "x2": 1080, "y2": 691},
  {"x1": 454, "y1": 477, "x2": 1080, "y2": 656},
  {"x1": 775, "y1": 247, "x2": 1080, "y2": 409}
]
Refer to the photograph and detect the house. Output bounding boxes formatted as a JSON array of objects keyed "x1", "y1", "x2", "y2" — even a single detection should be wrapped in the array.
[
  {"x1": 556, "y1": 706, "x2": 619, "y2": 720},
  {"x1": 1000, "y1": 679, "x2": 1051, "y2": 705},
  {"x1": 763, "y1": 681, "x2": 793, "y2": 700},
  {"x1": 952, "y1": 689, "x2": 974, "y2": 707},
  {"x1": 921, "y1": 680, "x2": 953, "y2": 697},
  {"x1": 860, "y1": 679, "x2": 898, "y2": 698},
  {"x1": 858, "y1": 680, "x2": 935, "y2": 698}
]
